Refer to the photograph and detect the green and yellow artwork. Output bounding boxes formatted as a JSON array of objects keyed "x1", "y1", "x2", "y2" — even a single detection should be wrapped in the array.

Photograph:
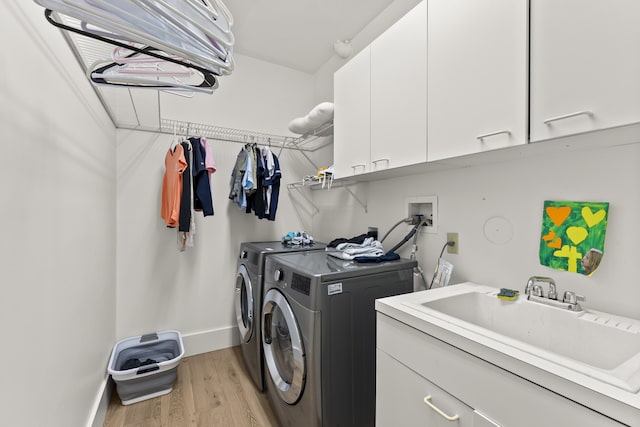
[{"x1": 539, "y1": 200, "x2": 609, "y2": 276}]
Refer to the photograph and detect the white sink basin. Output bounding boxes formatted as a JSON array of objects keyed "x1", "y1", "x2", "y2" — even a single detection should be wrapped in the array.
[{"x1": 404, "y1": 286, "x2": 640, "y2": 392}]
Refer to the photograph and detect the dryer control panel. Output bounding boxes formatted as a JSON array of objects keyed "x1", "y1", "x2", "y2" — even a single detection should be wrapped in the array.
[{"x1": 291, "y1": 273, "x2": 311, "y2": 295}]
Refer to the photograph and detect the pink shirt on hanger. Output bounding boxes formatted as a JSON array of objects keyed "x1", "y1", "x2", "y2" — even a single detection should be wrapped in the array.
[{"x1": 200, "y1": 137, "x2": 217, "y2": 178}]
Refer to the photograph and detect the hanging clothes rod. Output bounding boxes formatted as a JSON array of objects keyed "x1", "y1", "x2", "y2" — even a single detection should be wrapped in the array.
[
  {"x1": 116, "y1": 119, "x2": 317, "y2": 152},
  {"x1": 160, "y1": 118, "x2": 302, "y2": 149}
]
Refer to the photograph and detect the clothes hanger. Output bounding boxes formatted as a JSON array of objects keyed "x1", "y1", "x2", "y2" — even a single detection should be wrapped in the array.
[
  {"x1": 89, "y1": 73, "x2": 214, "y2": 94},
  {"x1": 170, "y1": 122, "x2": 180, "y2": 151},
  {"x1": 111, "y1": 46, "x2": 193, "y2": 81},
  {"x1": 135, "y1": 0, "x2": 234, "y2": 52},
  {"x1": 116, "y1": 51, "x2": 196, "y2": 80},
  {"x1": 87, "y1": 44, "x2": 217, "y2": 93},
  {"x1": 44, "y1": 10, "x2": 221, "y2": 82},
  {"x1": 38, "y1": 1, "x2": 233, "y2": 74},
  {"x1": 108, "y1": 48, "x2": 194, "y2": 76},
  {"x1": 81, "y1": 0, "x2": 232, "y2": 62},
  {"x1": 211, "y1": 0, "x2": 234, "y2": 27},
  {"x1": 79, "y1": 0, "x2": 233, "y2": 73},
  {"x1": 114, "y1": 63, "x2": 192, "y2": 77},
  {"x1": 109, "y1": 47, "x2": 203, "y2": 96},
  {"x1": 88, "y1": 58, "x2": 218, "y2": 94},
  {"x1": 80, "y1": 21, "x2": 137, "y2": 43}
]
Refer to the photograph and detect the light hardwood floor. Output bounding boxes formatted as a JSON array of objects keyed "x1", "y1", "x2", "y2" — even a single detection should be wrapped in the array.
[{"x1": 103, "y1": 346, "x2": 279, "y2": 427}]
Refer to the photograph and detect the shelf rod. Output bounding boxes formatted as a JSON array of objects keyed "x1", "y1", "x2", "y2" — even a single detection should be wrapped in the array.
[{"x1": 117, "y1": 119, "x2": 318, "y2": 152}]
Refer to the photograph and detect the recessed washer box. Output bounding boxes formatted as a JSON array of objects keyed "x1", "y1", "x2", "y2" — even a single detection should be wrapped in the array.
[{"x1": 406, "y1": 195, "x2": 438, "y2": 234}]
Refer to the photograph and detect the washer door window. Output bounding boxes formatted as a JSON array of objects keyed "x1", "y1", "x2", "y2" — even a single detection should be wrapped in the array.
[
  {"x1": 262, "y1": 288, "x2": 305, "y2": 404},
  {"x1": 235, "y1": 264, "x2": 254, "y2": 343}
]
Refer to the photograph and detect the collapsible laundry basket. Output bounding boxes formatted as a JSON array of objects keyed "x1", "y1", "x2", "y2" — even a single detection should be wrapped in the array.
[{"x1": 108, "y1": 330, "x2": 185, "y2": 405}]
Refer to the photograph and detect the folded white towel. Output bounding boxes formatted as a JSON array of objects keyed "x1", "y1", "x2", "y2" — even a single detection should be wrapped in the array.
[
  {"x1": 288, "y1": 102, "x2": 334, "y2": 135},
  {"x1": 327, "y1": 247, "x2": 384, "y2": 260},
  {"x1": 328, "y1": 238, "x2": 384, "y2": 260},
  {"x1": 335, "y1": 237, "x2": 378, "y2": 251}
]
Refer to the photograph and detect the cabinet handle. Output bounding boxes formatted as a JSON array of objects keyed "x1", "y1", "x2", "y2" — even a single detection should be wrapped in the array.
[
  {"x1": 423, "y1": 395, "x2": 460, "y2": 422},
  {"x1": 371, "y1": 158, "x2": 389, "y2": 170},
  {"x1": 351, "y1": 164, "x2": 366, "y2": 172},
  {"x1": 543, "y1": 110, "x2": 593, "y2": 125},
  {"x1": 476, "y1": 130, "x2": 511, "y2": 141},
  {"x1": 371, "y1": 158, "x2": 389, "y2": 164}
]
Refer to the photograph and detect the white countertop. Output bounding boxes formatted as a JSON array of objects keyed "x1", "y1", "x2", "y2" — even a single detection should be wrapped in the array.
[{"x1": 376, "y1": 282, "x2": 640, "y2": 426}]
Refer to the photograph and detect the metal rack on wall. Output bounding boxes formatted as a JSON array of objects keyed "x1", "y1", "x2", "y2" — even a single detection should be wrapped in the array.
[
  {"x1": 117, "y1": 118, "x2": 332, "y2": 173},
  {"x1": 287, "y1": 179, "x2": 367, "y2": 215},
  {"x1": 148, "y1": 118, "x2": 333, "y2": 154}
]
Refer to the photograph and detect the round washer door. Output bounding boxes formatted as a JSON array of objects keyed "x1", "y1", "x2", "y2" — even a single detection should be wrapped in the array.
[
  {"x1": 235, "y1": 264, "x2": 254, "y2": 343},
  {"x1": 262, "y1": 288, "x2": 305, "y2": 404}
]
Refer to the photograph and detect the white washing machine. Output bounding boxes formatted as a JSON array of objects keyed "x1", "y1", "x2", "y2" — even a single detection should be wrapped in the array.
[
  {"x1": 234, "y1": 241, "x2": 325, "y2": 392},
  {"x1": 261, "y1": 251, "x2": 416, "y2": 426}
]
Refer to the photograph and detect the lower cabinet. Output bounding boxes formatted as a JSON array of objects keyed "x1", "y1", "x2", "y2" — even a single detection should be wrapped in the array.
[
  {"x1": 377, "y1": 349, "x2": 475, "y2": 426},
  {"x1": 376, "y1": 313, "x2": 627, "y2": 427}
]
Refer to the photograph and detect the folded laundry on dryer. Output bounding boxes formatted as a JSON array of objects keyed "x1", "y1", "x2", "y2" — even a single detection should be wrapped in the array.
[
  {"x1": 354, "y1": 251, "x2": 401, "y2": 263},
  {"x1": 327, "y1": 233, "x2": 369, "y2": 248},
  {"x1": 327, "y1": 237, "x2": 384, "y2": 260}
]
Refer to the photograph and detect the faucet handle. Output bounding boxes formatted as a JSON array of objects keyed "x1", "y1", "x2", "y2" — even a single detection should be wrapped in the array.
[
  {"x1": 531, "y1": 284, "x2": 544, "y2": 297},
  {"x1": 563, "y1": 291, "x2": 585, "y2": 305},
  {"x1": 525, "y1": 276, "x2": 554, "y2": 297}
]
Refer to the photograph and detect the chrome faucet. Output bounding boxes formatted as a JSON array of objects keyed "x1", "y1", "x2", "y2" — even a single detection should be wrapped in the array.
[
  {"x1": 525, "y1": 276, "x2": 585, "y2": 312},
  {"x1": 525, "y1": 276, "x2": 556, "y2": 298}
]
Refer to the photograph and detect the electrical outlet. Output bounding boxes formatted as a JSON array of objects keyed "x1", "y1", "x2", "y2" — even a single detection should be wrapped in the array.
[{"x1": 447, "y1": 232, "x2": 459, "y2": 254}]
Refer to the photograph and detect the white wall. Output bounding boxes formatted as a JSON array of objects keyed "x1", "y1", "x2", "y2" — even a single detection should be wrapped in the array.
[
  {"x1": 116, "y1": 54, "x2": 318, "y2": 354},
  {"x1": 311, "y1": 141, "x2": 640, "y2": 320},
  {"x1": 0, "y1": 2, "x2": 116, "y2": 427},
  {"x1": 308, "y1": 0, "x2": 640, "y2": 320}
]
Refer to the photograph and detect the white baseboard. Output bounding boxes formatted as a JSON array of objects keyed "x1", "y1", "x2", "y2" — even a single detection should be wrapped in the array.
[
  {"x1": 181, "y1": 325, "x2": 240, "y2": 357},
  {"x1": 87, "y1": 376, "x2": 112, "y2": 427}
]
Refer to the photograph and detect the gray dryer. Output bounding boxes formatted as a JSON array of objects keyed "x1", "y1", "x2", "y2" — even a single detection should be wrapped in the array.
[{"x1": 261, "y1": 250, "x2": 417, "y2": 426}]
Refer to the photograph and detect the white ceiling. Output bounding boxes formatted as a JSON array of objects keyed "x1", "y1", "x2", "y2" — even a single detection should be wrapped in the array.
[{"x1": 224, "y1": 0, "x2": 397, "y2": 73}]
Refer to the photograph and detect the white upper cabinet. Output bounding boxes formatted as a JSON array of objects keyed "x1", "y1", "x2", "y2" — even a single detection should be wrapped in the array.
[
  {"x1": 530, "y1": 0, "x2": 640, "y2": 142},
  {"x1": 427, "y1": 0, "x2": 528, "y2": 161},
  {"x1": 333, "y1": 1, "x2": 427, "y2": 178},
  {"x1": 370, "y1": 0, "x2": 427, "y2": 171},
  {"x1": 333, "y1": 47, "x2": 371, "y2": 179}
]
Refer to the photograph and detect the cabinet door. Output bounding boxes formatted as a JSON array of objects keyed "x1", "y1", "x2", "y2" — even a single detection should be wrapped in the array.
[
  {"x1": 333, "y1": 47, "x2": 371, "y2": 178},
  {"x1": 370, "y1": 1, "x2": 427, "y2": 171},
  {"x1": 427, "y1": 0, "x2": 528, "y2": 161},
  {"x1": 376, "y1": 349, "x2": 475, "y2": 427},
  {"x1": 530, "y1": 0, "x2": 640, "y2": 142}
]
